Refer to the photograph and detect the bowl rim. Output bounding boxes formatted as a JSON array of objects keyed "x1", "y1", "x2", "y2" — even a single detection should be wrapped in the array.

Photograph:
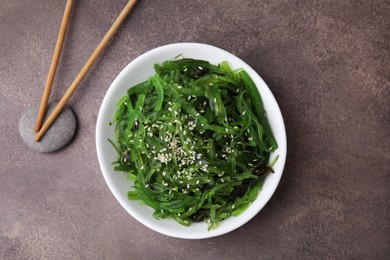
[{"x1": 96, "y1": 42, "x2": 287, "y2": 239}]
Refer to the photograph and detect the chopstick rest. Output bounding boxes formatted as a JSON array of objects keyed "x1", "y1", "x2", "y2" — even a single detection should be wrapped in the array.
[{"x1": 19, "y1": 102, "x2": 76, "y2": 153}]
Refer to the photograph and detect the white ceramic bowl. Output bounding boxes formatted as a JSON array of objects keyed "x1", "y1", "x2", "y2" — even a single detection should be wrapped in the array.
[{"x1": 96, "y1": 43, "x2": 287, "y2": 239}]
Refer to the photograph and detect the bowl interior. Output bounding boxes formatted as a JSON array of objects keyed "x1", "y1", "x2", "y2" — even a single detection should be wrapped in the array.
[{"x1": 96, "y1": 43, "x2": 287, "y2": 239}]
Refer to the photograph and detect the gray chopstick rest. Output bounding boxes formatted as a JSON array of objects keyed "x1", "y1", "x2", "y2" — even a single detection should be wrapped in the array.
[{"x1": 19, "y1": 102, "x2": 77, "y2": 153}]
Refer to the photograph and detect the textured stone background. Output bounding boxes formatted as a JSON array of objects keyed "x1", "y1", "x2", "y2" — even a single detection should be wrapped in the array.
[{"x1": 1, "y1": 0, "x2": 389, "y2": 259}]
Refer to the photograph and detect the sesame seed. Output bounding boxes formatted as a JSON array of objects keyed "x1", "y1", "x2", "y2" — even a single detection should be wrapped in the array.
[
  {"x1": 196, "y1": 180, "x2": 200, "y2": 185},
  {"x1": 242, "y1": 111, "x2": 246, "y2": 115},
  {"x1": 214, "y1": 98, "x2": 217, "y2": 103}
]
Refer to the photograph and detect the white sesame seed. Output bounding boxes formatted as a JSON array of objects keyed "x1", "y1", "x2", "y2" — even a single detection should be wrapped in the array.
[
  {"x1": 196, "y1": 180, "x2": 200, "y2": 185},
  {"x1": 242, "y1": 111, "x2": 246, "y2": 115}
]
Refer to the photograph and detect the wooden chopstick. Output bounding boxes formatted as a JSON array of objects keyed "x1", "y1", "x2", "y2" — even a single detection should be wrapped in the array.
[
  {"x1": 34, "y1": 0, "x2": 138, "y2": 142},
  {"x1": 34, "y1": 0, "x2": 74, "y2": 133}
]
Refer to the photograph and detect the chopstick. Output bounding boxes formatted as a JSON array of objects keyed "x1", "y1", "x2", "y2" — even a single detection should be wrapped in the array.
[
  {"x1": 35, "y1": 0, "x2": 138, "y2": 142},
  {"x1": 34, "y1": 0, "x2": 74, "y2": 132}
]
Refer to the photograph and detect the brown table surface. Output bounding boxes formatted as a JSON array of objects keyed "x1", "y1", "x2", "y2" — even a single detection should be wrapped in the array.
[{"x1": 1, "y1": 0, "x2": 389, "y2": 259}]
